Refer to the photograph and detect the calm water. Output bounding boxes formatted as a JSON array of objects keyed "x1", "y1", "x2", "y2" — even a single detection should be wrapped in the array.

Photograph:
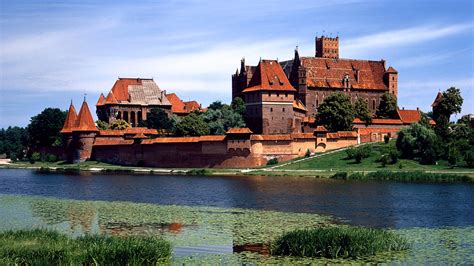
[{"x1": 0, "y1": 169, "x2": 473, "y2": 228}]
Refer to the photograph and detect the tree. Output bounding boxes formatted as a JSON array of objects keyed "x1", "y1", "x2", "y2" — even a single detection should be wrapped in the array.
[
  {"x1": 0, "y1": 127, "x2": 28, "y2": 159},
  {"x1": 396, "y1": 123, "x2": 441, "y2": 164},
  {"x1": 433, "y1": 87, "x2": 463, "y2": 139},
  {"x1": 208, "y1": 101, "x2": 224, "y2": 110},
  {"x1": 354, "y1": 98, "x2": 372, "y2": 125},
  {"x1": 231, "y1": 97, "x2": 246, "y2": 116},
  {"x1": 316, "y1": 92, "x2": 354, "y2": 132},
  {"x1": 109, "y1": 119, "x2": 131, "y2": 130},
  {"x1": 376, "y1": 92, "x2": 397, "y2": 118},
  {"x1": 146, "y1": 108, "x2": 174, "y2": 133},
  {"x1": 96, "y1": 120, "x2": 109, "y2": 130},
  {"x1": 27, "y1": 108, "x2": 67, "y2": 148},
  {"x1": 175, "y1": 113, "x2": 210, "y2": 136},
  {"x1": 201, "y1": 105, "x2": 245, "y2": 135}
]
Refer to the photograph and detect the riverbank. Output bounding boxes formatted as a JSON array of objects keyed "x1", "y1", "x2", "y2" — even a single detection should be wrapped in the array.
[{"x1": 1, "y1": 143, "x2": 473, "y2": 181}]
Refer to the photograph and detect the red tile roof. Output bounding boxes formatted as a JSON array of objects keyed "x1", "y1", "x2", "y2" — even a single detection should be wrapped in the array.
[
  {"x1": 105, "y1": 91, "x2": 118, "y2": 104},
  {"x1": 353, "y1": 118, "x2": 403, "y2": 125},
  {"x1": 290, "y1": 133, "x2": 314, "y2": 139},
  {"x1": 337, "y1": 131, "x2": 358, "y2": 138},
  {"x1": 94, "y1": 139, "x2": 134, "y2": 146},
  {"x1": 293, "y1": 100, "x2": 307, "y2": 112},
  {"x1": 110, "y1": 78, "x2": 141, "y2": 101},
  {"x1": 300, "y1": 57, "x2": 389, "y2": 91},
  {"x1": 99, "y1": 128, "x2": 158, "y2": 136},
  {"x1": 250, "y1": 134, "x2": 292, "y2": 141},
  {"x1": 314, "y1": 126, "x2": 328, "y2": 132},
  {"x1": 96, "y1": 93, "x2": 105, "y2": 106},
  {"x1": 386, "y1": 66, "x2": 398, "y2": 73},
  {"x1": 397, "y1": 109, "x2": 421, "y2": 124},
  {"x1": 432, "y1": 91, "x2": 443, "y2": 107},
  {"x1": 166, "y1": 93, "x2": 201, "y2": 114},
  {"x1": 74, "y1": 101, "x2": 98, "y2": 131},
  {"x1": 226, "y1": 128, "x2": 253, "y2": 134},
  {"x1": 61, "y1": 102, "x2": 78, "y2": 133},
  {"x1": 243, "y1": 60, "x2": 296, "y2": 92},
  {"x1": 132, "y1": 132, "x2": 147, "y2": 139}
]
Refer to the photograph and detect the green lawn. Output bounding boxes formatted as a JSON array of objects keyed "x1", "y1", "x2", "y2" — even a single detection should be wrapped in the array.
[{"x1": 280, "y1": 142, "x2": 472, "y2": 172}]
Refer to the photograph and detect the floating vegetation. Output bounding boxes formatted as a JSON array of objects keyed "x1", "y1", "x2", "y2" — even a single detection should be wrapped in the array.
[
  {"x1": 331, "y1": 171, "x2": 471, "y2": 182},
  {"x1": 186, "y1": 169, "x2": 211, "y2": 176},
  {"x1": 0, "y1": 229, "x2": 171, "y2": 265},
  {"x1": 270, "y1": 226, "x2": 410, "y2": 258}
]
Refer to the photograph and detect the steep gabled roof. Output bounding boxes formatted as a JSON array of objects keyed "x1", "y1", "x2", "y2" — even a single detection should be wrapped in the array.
[
  {"x1": 226, "y1": 127, "x2": 253, "y2": 134},
  {"x1": 293, "y1": 100, "x2": 307, "y2": 112},
  {"x1": 386, "y1": 66, "x2": 398, "y2": 73},
  {"x1": 105, "y1": 91, "x2": 118, "y2": 104},
  {"x1": 298, "y1": 57, "x2": 388, "y2": 90},
  {"x1": 397, "y1": 109, "x2": 421, "y2": 124},
  {"x1": 60, "y1": 102, "x2": 78, "y2": 133},
  {"x1": 74, "y1": 100, "x2": 98, "y2": 131},
  {"x1": 243, "y1": 60, "x2": 296, "y2": 92},
  {"x1": 184, "y1": 101, "x2": 201, "y2": 112},
  {"x1": 166, "y1": 93, "x2": 187, "y2": 113}
]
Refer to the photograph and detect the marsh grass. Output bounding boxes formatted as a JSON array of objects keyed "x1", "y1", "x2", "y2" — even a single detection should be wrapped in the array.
[
  {"x1": 0, "y1": 229, "x2": 171, "y2": 265},
  {"x1": 332, "y1": 171, "x2": 470, "y2": 182},
  {"x1": 270, "y1": 226, "x2": 410, "y2": 259}
]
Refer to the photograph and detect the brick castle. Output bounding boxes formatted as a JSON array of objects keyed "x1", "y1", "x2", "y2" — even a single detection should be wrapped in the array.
[{"x1": 60, "y1": 36, "x2": 425, "y2": 168}]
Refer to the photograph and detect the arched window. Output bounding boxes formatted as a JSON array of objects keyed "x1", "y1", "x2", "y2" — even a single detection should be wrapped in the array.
[{"x1": 123, "y1": 111, "x2": 129, "y2": 123}]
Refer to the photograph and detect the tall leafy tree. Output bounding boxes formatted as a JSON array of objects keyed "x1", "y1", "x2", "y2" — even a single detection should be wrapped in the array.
[
  {"x1": 396, "y1": 123, "x2": 442, "y2": 164},
  {"x1": 27, "y1": 108, "x2": 67, "y2": 148},
  {"x1": 146, "y1": 108, "x2": 174, "y2": 133},
  {"x1": 201, "y1": 105, "x2": 245, "y2": 135},
  {"x1": 208, "y1": 101, "x2": 224, "y2": 110},
  {"x1": 433, "y1": 87, "x2": 463, "y2": 139},
  {"x1": 376, "y1": 92, "x2": 397, "y2": 118},
  {"x1": 231, "y1": 97, "x2": 246, "y2": 116},
  {"x1": 353, "y1": 98, "x2": 372, "y2": 125},
  {"x1": 0, "y1": 127, "x2": 28, "y2": 159},
  {"x1": 175, "y1": 113, "x2": 210, "y2": 136},
  {"x1": 316, "y1": 92, "x2": 355, "y2": 132}
]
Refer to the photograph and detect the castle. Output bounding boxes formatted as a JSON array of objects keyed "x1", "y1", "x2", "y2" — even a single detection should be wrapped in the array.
[{"x1": 60, "y1": 35, "x2": 424, "y2": 168}]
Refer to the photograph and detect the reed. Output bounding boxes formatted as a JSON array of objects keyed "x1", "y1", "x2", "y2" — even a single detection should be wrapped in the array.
[
  {"x1": 331, "y1": 171, "x2": 470, "y2": 182},
  {"x1": 270, "y1": 226, "x2": 409, "y2": 259},
  {"x1": 0, "y1": 229, "x2": 171, "y2": 265}
]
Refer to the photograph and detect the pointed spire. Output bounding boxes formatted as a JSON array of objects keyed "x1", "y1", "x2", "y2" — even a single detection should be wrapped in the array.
[
  {"x1": 61, "y1": 101, "x2": 78, "y2": 133},
  {"x1": 240, "y1": 57, "x2": 246, "y2": 73},
  {"x1": 96, "y1": 93, "x2": 106, "y2": 106},
  {"x1": 74, "y1": 100, "x2": 98, "y2": 131}
]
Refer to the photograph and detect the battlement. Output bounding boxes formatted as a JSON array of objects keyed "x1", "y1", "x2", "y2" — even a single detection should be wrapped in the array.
[{"x1": 315, "y1": 35, "x2": 339, "y2": 59}]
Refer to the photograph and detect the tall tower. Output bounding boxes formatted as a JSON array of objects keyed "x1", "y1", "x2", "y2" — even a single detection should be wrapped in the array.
[
  {"x1": 385, "y1": 66, "x2": 398, "y2": 97},
  {"x1": 315, "y1": 36, "x2": 339, "y2": 59}
]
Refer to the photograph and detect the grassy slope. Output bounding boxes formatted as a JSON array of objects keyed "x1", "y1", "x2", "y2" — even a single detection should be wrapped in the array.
[{"x1": 279, "y1": 142, "x2": 472, "y2": 172}]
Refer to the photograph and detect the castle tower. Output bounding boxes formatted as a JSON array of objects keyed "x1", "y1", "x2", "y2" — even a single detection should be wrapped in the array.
[
  {"x1": 71, "y1": 99, "x2": 98, "y2": 163},
  {"x1": 60, "y1": 101, "x2": 78, "y2": 162},
  {"x1": 315, "y1": 36, "x2": 339, "y2": 59},
  {"x1": 385, "y1": 66, "x2": 398, "y2": 97}
]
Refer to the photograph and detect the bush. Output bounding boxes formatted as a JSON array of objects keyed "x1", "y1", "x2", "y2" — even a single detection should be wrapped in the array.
[
  {"x1": 30, "y1": 152, "x2": 41, "y2": 164},
  {"x1": 267, "y1": 158, "x2": 279, "y2": 166},
  {"x1": 186, "y1": 169, "x2": 211, "y2": 176},
  {"x1": 384, "y1": 134, "x2": 390, "y2": 144},
  {"x1": 0, "y1": 229, "x2": 171, "y2": 265},
  {"x1": 270, "y1": 226, "x2": 409, "y2": 259},
  {"x1": 45, "y1": 154, "x2": 58, "y2": 163},
  {"x1": 332, "y1": 171, "x2": 470, "y2": 183},
  {"x1": 346, "y1": 146, "x2": 370, "y2": 163},
  {"x1": 305, "y1": 149, "x2": 311, "y2": 157}
]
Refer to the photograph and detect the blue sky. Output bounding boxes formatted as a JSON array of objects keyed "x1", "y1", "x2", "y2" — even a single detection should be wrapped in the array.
[{"x1": 0, "y1": 0, "x2": 473, "y2": 128}]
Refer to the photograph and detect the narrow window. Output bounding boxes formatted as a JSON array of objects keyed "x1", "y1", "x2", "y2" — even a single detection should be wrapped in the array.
[
  {"x1": 282, "y1": 107, "x2": 285, "y2": 112},
  {"x1": 372, "y1": 99, "x2": 376, "y2": 110},
  {"x1": 270, "y1": 107, "x2": 273, "y2": 112}
]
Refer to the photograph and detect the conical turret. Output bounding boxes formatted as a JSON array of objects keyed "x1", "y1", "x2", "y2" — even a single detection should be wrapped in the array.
[{"x1": 60, "y1": 101, "x2": 78, "y2": 133}]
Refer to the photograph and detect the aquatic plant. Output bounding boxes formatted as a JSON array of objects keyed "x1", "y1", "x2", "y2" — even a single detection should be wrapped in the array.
[
  {"x1": 270, "y1": 226, "x2": 410, "y2": 259},
  {"x1": 186, "y1": 168, "x2": 211, "y2": 175},
  {"x1": 331, "y1": 171, "x2": 470, "y2": 182},
  {"x1": 0, "y1": 229, "x2": 171, "y2": 265}
]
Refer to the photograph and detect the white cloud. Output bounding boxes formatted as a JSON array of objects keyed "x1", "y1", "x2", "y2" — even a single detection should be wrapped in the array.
[{"x1": 342, "y1": 23, "x2": 472, "y2": 57}]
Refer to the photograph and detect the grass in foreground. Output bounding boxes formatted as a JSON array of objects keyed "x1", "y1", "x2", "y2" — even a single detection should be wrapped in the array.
[
  {"x1": 270, "y1": 226, "x2": 410, "y2": 259},
  {"x1": 0, "y1": 229, "x2": 171, "y2": 265}
]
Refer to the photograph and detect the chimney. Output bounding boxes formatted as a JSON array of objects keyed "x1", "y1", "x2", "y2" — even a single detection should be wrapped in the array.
[{"x1": 356, "y1": 69, "x2": 360, "y2": 82}]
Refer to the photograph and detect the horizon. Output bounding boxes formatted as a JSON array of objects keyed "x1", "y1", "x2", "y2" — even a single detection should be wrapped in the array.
[{"x1": 1, "y1": 0, "x2": 473, "y2": 128}]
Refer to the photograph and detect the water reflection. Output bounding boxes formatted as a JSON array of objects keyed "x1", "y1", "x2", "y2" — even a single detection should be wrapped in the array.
[{"x1": 0, "y1": 169, "x2": 473, "y2": 228}]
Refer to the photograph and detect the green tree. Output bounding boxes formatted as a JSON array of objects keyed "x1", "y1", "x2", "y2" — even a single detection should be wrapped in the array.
[
  {"x1": 175, "y1": 113, "x2": 210, "y2": 136},
  {"x1": 396, "y1": 123, "x2": 441, "y2": 164},
  {"x1": 0, "y1": 127, "x2": 28, "y2": 159},
  {"x1": 433, "y1": 87, "x2": 463, "y2": 139},
  {"x1": 109, "y1": 119, "x2": 131, "y2": 130},
  {"x1": 208, "y1": 101, "x2": 224, "y2": 110},
  {"x1": 354, "y1": 98, "x2": 372, "y2": 125},
  {"x1": 27, "y1": 108, "x2": 67, "y2": 148},
  {"x1": 96, "y1": 120, "x2": 109, "y2": 130},
  {"x1": 146, "y1": 108, "x2": 174, "y2": 133},
  {"x1": 376, "y1": 92, "x2": 397, "y2": 118},
  {"x1": 316, "y1": 92, "x2": 355, "y2": 132},
  {"x1": 231, "y1": 97, "x2": 246, "y2": 116},
  {"x1": 201, "y1": 105, "x2": 245, "y2": 135}
]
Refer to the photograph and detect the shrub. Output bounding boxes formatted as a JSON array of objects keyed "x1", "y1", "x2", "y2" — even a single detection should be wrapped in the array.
[
  {"x1": 45, "y1": 154, "x2": 58, "y2": 162},
  {"x1": 305, "y1": 149, "x2": 311, "y2": 157},
  {"x1": 267, "y1": 158, "x2": 279, "y2": 166},
  {"x1": 186, "y1": 169, "x2": 211, "y2": 176},
  {"x1": 30, "y1": 152, "x2": 41, "y2": 164},
  {"x1": 384, "y1": 134, "x2": 390, "y2": 144},
  {"x1": 347, "y1": 146, "x2": 370, "y2": 163},
  {"x1": 332, "y1": 172, "x2": 348, "y2": 180},
  {"x1": 270, "y1": 226, "x2": 410, "y2": 259}
]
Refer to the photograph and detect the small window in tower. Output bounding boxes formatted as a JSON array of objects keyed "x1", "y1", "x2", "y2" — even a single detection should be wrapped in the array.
[
  {"x1": 268, "y1": 92, "x2": 271, "y2": 97},
  {"x1": 392, "y1": 77, "x2": 395, "y2": 81},
  {"x1": 285, "y1": 93, "x2": 288, "y2": 97},
  {"x1": 373, "y1": 99, "x2": 376, "y2": 110},
  {"x1": 270, "y1": 107, "x2": 273, "y2": 112},
  {"x1": 277, "y1": 93, "x2": 280, "y2": 97},
  {"x1": 283, "y1": 107, "x2": 285, "y2": 112}
]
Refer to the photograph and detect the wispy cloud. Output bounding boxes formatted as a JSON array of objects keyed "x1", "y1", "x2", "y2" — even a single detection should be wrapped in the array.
[
  {"x1": 342, "y1": 23, "x2": 472, "y2": 57},
  {"x1": 394, "y1": 47, "x2": 472, "y2": 68}
]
